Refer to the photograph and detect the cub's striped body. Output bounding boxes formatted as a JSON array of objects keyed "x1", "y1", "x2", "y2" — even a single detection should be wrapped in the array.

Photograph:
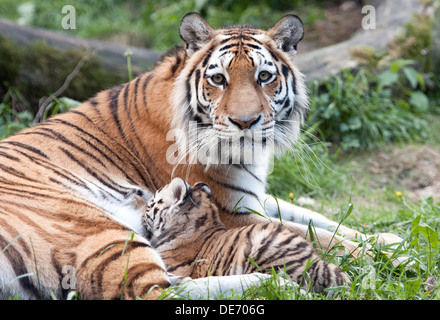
[
  {"x1": 0, "y1": 13, "x2": 400, "y2": 299},
  {"x1": 143, "y1": 178, "x2": 349, "y2": 292}
]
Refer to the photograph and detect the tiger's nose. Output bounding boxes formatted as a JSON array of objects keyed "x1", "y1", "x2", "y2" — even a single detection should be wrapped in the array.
[{"x1": 228, "y1": 115, "x2": 261, "y2": 130}]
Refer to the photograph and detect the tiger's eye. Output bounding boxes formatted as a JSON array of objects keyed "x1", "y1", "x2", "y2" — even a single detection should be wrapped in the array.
[
  {"x1": 258, "y1": 71, "x2": 271, "y2": 82},
  {"x1": 211, "y1": 74, "x2": 225, "y2": 85}
]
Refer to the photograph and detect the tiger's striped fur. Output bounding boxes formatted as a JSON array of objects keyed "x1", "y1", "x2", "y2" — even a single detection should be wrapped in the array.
[
  {"x1": 143, "y1": 178, "x2": 350, "y2": 292},
  {"x1": 0, "y1": 13, "x2": 400, "y2": 299}
]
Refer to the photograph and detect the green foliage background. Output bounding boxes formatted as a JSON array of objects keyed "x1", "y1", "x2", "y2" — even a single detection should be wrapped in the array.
[{"x1": 0, "y1": 0, "x2": 324, "y2": 50}]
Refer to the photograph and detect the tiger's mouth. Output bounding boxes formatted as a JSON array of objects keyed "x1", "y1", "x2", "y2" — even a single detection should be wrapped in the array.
[
  {"x1": 167, "y1": 119, "x2": 278, "y2": 167},
  {"x1": 188, "y1": 125, "x2": 276, "y2": 165}
]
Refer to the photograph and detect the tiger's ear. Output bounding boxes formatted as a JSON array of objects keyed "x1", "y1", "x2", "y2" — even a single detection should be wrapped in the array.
[
  {"x1": 180, "y1": 12, "x2": 214, "y2": 56},
  {"x1": 268, "y1": 15, "x2": 304, "y2": 55}
]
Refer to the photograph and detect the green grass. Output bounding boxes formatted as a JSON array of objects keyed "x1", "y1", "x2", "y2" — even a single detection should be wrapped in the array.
[
  {"x1": 161, "y1": 195, "x2": 440, "y2": 300},
  {"x1": 0, "y1": 88, "x2": 33, "y2": 139},
  {"x1": 158, "y1": 198, "x2": 440, "y2": 300},
  {"x1": 265, "y1": 145, "x2": 440, "y2": 300}
]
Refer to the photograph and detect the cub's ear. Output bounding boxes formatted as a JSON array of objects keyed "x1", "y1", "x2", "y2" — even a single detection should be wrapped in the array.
[
  {"x1": 194, "y1": 182, "x2": 212, "y2": 198},
  {"x1": 268, "y1": 15, "x2": 304, "y2": 55},
  {"x1": 180, "y1": 12, "x2": 214, "y2": 56},
  {"x1": 168, "y1": 178, "x2": 188, "y2": 202}
]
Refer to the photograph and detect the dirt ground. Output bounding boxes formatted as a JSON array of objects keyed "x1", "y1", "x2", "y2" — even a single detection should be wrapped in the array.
[{"x1": 362, "y1": 145, "x2": 440, "y2": 202}]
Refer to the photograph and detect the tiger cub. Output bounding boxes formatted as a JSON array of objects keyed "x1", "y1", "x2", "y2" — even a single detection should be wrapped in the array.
[{"x1": 142, "y1": 178, "x2": 350, "y2": 293}]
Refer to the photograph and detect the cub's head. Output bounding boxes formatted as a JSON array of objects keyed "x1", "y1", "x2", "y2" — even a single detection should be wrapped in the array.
[
  {"x1": 171, "y1": 13, "x2": 308, "y2": 167},
  {"x1": 143, "y1": 178, "x2": 221, "y2": 247}
]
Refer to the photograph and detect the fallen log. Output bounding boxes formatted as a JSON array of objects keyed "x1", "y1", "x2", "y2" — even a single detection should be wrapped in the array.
[{"x1": 0, "y1": 18, "x2": 162, "y2": 76}]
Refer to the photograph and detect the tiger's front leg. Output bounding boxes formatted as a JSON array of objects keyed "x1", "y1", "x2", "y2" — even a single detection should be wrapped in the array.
[
  {"x1": 264, "y1": 196, "x2": 403, "y2": 243},
  {"x1": 220, "y1": 195, "x2": 403, "y2": 262},
  {"x1": 262, "y1": 196, "x2": 404, "y2": 262},
  {"x1": 220, "y1": 205, "x2": 364, "y2": 259},
  {"x1": 72, "y1": 231, "x2": 171, "y2": 300}
]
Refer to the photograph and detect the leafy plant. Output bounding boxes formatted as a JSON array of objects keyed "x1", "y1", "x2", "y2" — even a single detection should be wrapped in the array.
[
  {"x1": 41, "y1": 96, "x2": 80, "y2": 121},
  {"x1": 389, "y1": 13, "x2": 434, "y2": 72},
  {"x1": 0, "y1": 89, "x2": 33, "y2": 139},
  {"x1": 306, "y1": 60, "x2": 434, "y2": 151}
]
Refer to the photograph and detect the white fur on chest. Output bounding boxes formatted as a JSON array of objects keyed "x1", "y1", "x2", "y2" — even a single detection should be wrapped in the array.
[
  {"x1": 76, "y1": 178, "x2": 153, "y2": 236},
  {"x1": 223, "y1": 163, "x2": 270, "y2": 215}
]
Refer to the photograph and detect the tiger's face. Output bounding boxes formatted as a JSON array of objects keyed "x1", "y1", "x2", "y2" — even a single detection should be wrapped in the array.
[
  {"x1": 143, "y1": 178, "x2": 218, "y2": 246},
  {"x1": 171, "y1": 13, "x2": 308, "y2": 167}
]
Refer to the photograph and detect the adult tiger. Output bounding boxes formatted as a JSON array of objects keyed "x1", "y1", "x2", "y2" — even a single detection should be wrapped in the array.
[{"x1": 0, "y1": 13, "x2": 401, "y2": 299}]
